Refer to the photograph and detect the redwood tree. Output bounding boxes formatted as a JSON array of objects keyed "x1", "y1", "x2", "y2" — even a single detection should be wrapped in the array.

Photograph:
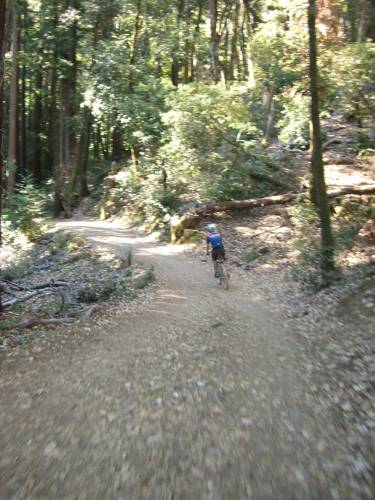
[
  {"x1": 7, "y1": 2, "x2": 19, "y2": 196},
  {"x1": 0, "y1": 0, "x2": 7, "y2": 312},
  {"x1": 308, "y1": 0, "x2": 335, "y2": 284}
]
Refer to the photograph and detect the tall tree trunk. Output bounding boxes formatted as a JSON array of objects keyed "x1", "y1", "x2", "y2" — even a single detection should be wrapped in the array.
[
  {"x1": 129, "y1": 0, "x2": 142, "y2": 90},
  {"x1": 183, "y1": 2, "x2": 192, "y2": 83},
  {"x1": 20, "y1": 62, "x2": 27, "y2": 176},
  {"x1": 54, "y1": 85, "x2": 66, "y2": 216},
  {"x1": 239, "y1": 6, "x2": 248, "y2": 79},
  {"x1": 68, "y1": 107, "x2": 92, "y2": 207},
  {"x1": 190, "y1": 0, "x2": 203, "y2": 82},
  {"x1": 229, "y1": 0, "x2": 240, "y2": 80},
  {"x1": 50, "y1": 2, "x2": 63, "y2": 216},
  {"x1": 7, "y1": 3, "x2": 19, "y2": 196},
  {"x1": 308, "y1": 0, "x2": 335, "y2": 283},
  {"x1": 171, "y1": 0, "x2": 183, "y2": 87},
  {"x1": 358, "y1": 0, "x2": 368, "y2": 42},
  {"x1": 79, "y1": 117, "x2": 91, "y2": 198},
  {"x1": 265, "y1": 84, "x2": 275, "y2": 140},
  {"x1": 33, "y1": 58, "x2": 43, "y2": 185},
  {"x1": 111, "y1": 113, "x2": 123, "y2": 161},
  {"x1": 58, "y1": 0, "x2": 79, "y2": 212},
  {"x1": 0, "y1": 0, "x2": 8, "y2": 312},
  {"x1": 130, "y1": 0, "x2": 142, "y2": 64},
  {"x1": 223, "y1": 25, "x2": 229, "y2": 83},
  {"x1": 209, "y1": 0, "x2": 219, "y2": 82}
]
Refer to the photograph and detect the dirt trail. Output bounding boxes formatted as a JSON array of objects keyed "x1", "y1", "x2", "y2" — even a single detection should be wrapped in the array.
[{"x1": 0, "y1": 219, "x2": 369, "y2": 499}]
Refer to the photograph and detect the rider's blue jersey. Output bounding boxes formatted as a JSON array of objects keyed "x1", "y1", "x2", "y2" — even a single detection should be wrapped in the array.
[{"x1": 207, "y1": 233, "x2": 224, "y2": 249}]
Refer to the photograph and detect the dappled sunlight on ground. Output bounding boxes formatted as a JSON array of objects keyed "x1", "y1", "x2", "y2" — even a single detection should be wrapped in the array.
[
  {"x1": 55, "y1": 219, "x2": 190, "y2": 259},
  {"x1": 136, "y1": 244, "x2": 188, "y2": 258},
  {"x1": 325, "y1": 160, "x2": 374, "y2": 187}
]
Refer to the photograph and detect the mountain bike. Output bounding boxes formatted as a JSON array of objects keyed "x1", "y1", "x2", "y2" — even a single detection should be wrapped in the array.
[{"x1": 216, "y1": 257, "x2": 229, "y2": 290}]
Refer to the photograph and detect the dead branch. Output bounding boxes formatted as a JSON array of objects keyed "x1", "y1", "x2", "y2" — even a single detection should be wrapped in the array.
[
  {"x1": 5, "y1": 317, "x2": 76, "y2": 330},
  {"x1": 1, "y1": 283, "x2": 68, "y2": 311},
  {"x1": 1, "y1": 280, "x2": 32, "y2": 291},
  {"x1": 2, "y1": 291, "x2": 41, "y2": 309},
  {"x1": 83, "y1": 304, "x2": 101, "y2": 320},
  {"x1": 1, "y1": 279, "x2": 68, "y2": 292},
  {"x1": 30, "y1": 281, "x2": 68, "y2": 290}
]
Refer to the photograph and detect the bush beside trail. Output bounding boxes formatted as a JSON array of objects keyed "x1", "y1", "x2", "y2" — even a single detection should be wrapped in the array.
[{"x1": 0, "y1": 230, "x2": 155, "y2": 339}]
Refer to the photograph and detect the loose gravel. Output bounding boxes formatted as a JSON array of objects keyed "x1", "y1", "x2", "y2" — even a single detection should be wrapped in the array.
[{"x1": 0, "y1": 218, "x2": 373, "y2": 500}]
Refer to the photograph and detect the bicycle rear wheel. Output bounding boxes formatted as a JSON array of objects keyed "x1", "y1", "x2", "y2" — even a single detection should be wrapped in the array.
[{"x1": 218, "y1": 261, "x2": 229, "y2": 290}]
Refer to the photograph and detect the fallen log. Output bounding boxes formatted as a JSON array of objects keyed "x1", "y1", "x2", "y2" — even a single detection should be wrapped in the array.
[
  {"x1": 5, "y1": 317, "x2": 76, "y2": 330},
  {"x1": 170, "y1": 184, "x2": 375, "y2": 242},
  {"x1": 322, "y1": 137, "x2": 354, "y2": 151},
  {"x1": 194, "y1": 184, "x2": 375, "y2": 215}
]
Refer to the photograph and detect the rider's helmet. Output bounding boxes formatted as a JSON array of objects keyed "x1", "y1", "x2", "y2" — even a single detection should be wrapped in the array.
[{"x1": 207, "y1": 223, "x2": 217, "y2": 233}]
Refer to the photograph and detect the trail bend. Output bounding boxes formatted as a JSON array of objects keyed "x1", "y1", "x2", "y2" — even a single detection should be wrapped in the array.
[{"x1": 0, "y1": 218, "x2": 360, "y2": 500}]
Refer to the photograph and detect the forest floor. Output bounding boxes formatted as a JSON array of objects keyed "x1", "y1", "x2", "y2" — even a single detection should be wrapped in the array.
[
  {"x1": 1, "y1": 140, "x2": 374, "y2": 499},
  {"x1": 1, "y1": 189, "x2": 374, "y2": 499}
]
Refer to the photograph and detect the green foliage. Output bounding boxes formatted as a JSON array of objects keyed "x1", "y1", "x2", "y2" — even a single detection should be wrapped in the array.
[
  {"x1": 117, "y1": 249, "x2": 133, "y2": 269},
  {"x1": 289, "y1": 238, "x2": 322, "y2": 287},
  {"x1": 287, "y1": 201, "x2": 322, "y2": 287},
  {"x1": 76, "y1": 279, "x2": 117, "y2": 303},
  {"x1": 244, "y1": 249, "x2": 260, "y2": 262},
  {"x1": 278, "y1": 91, "x2": 310, "y2": 148},
  {"x1": 248, "y1": 10, "x2": 308, "y2": 135},
  {"x1": 133, "y1": 268, "x2": 156, "y2": 290},
  {"x1": 84, "y1": 41, "x2": 167, "y2": 154},
  {"x1": 48, "y1": 231, "x2": 86, "y2": 255},
  {"x1": 326, "y1": 42, "x2": 375, "y2": 120},
  {"x1": 288, "y1": 197, "x2": 372, "y2": 287},
  {"x1": 3, "y1": 177, "x2": 48, "y2": 241},
  {"x1": 98, "y1": 82, "x2": 296, "y2": 226},
  {"x1": 0, "y1": 258, "x2": 30, "y2": 281},
  {"x1": 102, "y1": 162, "x2": 180, "y2": 225},
  {"x1": 334, "y1": 200, "x2": 369, "y2": 250},
  {"x1": 157, "y1": 83, "x2": 275, "y2": 201}
]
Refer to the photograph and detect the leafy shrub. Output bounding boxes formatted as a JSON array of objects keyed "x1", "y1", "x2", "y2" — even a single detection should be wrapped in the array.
[
  {"x1": 244, "y1": 249, "x2": 260, "y2": 262},
  {"x1": 50, "y1": 231, "x2": 71, "y2": 251},
  {"x1": 76, "y1": 281, "x2": 115, "y2": 303},
  {"x1": 3, "y1": 177, "x2": 48, "y2": 241},
  {"x1": 133, "y1": 268, "x2": 155, "y2": 289},
  {"x1": 334, "y1": 200, "x2": 369, "y2": 250},
  {"x1": 99, "y1": 83, "x2": 294, "y2": 227},
  {"x1": 278, "y1": 92, "x2": 310, "y2": 148},
  {"x1": 0, "y1": 258, "x2": 30, "y2": 281},
  {"x1": 157, "y1": 83, "x2": 284, "y2": 202},
  {"x1": 289, "y1": 238, "x2": 322, "y2": 287},
  {"x1": 101, "y1": 162, "x2": 180, "y2": 226},
  {"x1": 48, "y1": 231, "x2": 85, "y2": 255},
  {"x1": 326, "y1": 42, "x2": 375, "y2": 121},
  {"x1": 287, "y1": 201, "x2": 322, "y2": 287}
]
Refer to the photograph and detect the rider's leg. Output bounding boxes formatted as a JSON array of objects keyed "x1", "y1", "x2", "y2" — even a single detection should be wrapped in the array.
[
  {"x1": 213, "y1": 254, "x2": 220, "y2": 277},
  {"x1": 213, "y1": 260, "x2": 219, "y2": 277}
]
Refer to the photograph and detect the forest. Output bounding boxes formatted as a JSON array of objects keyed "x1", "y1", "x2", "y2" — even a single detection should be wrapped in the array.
[
  {"x1": 0, "y1": 0, "x2": 374, "y2": 290},
  {"x1": 1, "y1": 2, "x2": 375, "y2": 496}
]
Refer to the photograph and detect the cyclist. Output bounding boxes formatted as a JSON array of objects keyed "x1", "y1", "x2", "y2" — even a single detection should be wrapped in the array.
[{"x1": 206, "y1": 223, "x2": 226, "y2": 278}]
